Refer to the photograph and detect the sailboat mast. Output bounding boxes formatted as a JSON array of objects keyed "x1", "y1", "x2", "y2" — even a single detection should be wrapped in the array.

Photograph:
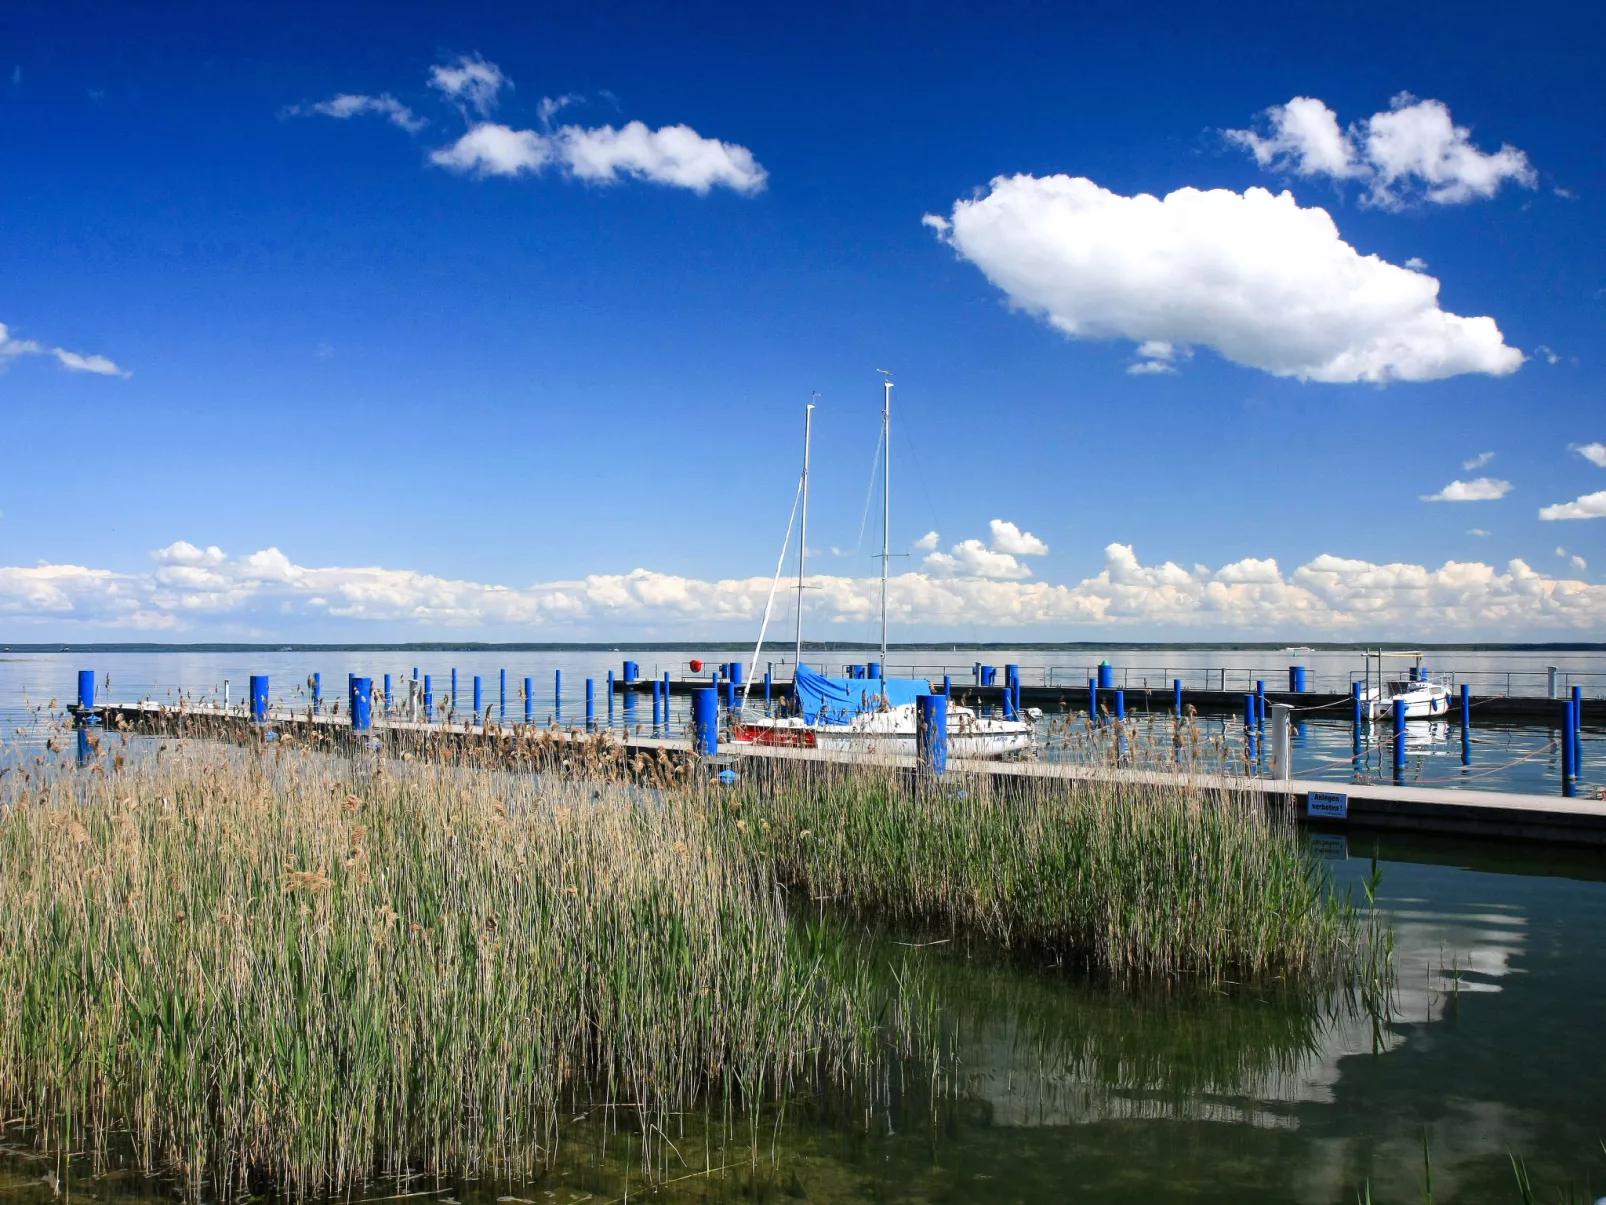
[
  {"x1": 880, "y1": 375, "x2": 892, "y2": 674},
  {"x1": 794, "y1": 399, "x2": 814, "y2": 672}
]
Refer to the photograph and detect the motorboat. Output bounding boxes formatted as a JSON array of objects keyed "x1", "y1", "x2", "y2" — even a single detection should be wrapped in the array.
[{"x1": 1362, "y1": 675, "x2": 1452, "y2": 720}]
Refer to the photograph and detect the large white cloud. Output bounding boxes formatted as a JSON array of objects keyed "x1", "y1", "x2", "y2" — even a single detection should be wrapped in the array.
[
  {"x1": 3, "y1": 540, "x2": 1602, "y2": 638},
  {"x1": 0, "y1": 321, "x2": 129, "y2": 377},
  {"x1": 1226, "y1": 94, "x2": 1536, "y2": 209},
  {"x1": 925, "y1": 176, "x2": 1522, "y2": 384}
]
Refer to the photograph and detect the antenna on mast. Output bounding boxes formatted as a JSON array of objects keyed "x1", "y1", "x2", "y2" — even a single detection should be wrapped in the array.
[
  {"x1": 875, "y1": 371, "x2": 892, "y2": 685},
  {"x1": 795, "y1": 394, "x2": 817, "y2": 674}
]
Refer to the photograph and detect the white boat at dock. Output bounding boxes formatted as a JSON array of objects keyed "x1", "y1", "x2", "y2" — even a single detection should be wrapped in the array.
[
  {"x1": 1360, "y1": 650, "x2": 1452, "y2": 720},
  {"x1": 732, "y1": 375, "x2": 1033, "y2": 759}
]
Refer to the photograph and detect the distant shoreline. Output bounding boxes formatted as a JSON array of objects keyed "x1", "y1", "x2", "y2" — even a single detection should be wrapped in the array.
[{"x1": 4, "y1": 641, "x2": 1603, "y2": 655}]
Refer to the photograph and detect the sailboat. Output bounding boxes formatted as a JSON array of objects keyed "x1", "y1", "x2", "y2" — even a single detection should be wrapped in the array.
[{"x1": 732, "y1": 376, "x2": 1034, "y2": 759}]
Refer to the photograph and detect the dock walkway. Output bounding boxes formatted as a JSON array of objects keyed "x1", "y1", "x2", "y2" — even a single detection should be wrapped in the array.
[{"x1": 71, "y1": 699, "x2": 1606, "y2": 847}]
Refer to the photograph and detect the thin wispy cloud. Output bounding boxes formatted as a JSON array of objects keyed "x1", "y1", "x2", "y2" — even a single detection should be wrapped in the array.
[
  {"x1": 1421, "y1": 478, "x2": 1513, "y2": 502},
  {"x1": 925, "y1": 178, "x2": 1522, "y2": 384},
  {"x1": 281, "y1": 92, "x2": 426, "y2": 132},
  {"x1": 1463, "y1": 451, "x2": 1495, "y2": 471},
  {"x1": 1225, "y1": 94, "x2": 1536, "y2": 209},
  {"x1": 0, "y1": 321, "x2": 129, "y2": 378},
  {"x1": 427, "y1": 53, "x2": 507, "y2": 116}
]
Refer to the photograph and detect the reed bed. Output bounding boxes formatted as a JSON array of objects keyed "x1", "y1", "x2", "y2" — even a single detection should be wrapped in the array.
[
  {"x1": 728, "y1": 762, "x2": 1370, "y2": 982},
  {"x1": 0, "y1": 731, "x2": 1381, "y2": 1200},
  {"x1": 0, "y1": 744, "x2": 906, "y2": 1198}
]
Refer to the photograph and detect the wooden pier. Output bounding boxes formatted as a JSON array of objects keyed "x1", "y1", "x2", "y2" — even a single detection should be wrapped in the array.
[{"x1": 69, "y1": 697, "x2": 1606, "y2": 848}]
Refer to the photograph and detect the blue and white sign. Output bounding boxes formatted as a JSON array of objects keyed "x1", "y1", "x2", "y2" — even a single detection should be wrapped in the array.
[{"x1": 1306, "y1": 791, "x2": 1349, "y2": 819}]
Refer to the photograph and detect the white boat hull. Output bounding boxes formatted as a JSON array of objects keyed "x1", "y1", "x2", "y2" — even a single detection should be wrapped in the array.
[{"x1": 733, "y1": 701, "x2": 1033, "y2": 760}]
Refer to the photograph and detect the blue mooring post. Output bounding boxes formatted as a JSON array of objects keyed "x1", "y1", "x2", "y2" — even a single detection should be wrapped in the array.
[
  {"x1": 1171, "y1": 678, "x2": 1182, "y2": 717},
  {"x1": 473, "y1": 675, "x2": 482, "y2": 717},
  {"x1": 1352, "y1": 682, "x2": 1363, "y2": 727},
  {"x1": 1244, "y1": 694, "x2": 1256, "y2": 762},
  {"x1": 384, "y1": 673, "x2": 392, "y2": 713},
  {"x1": 1256, "y1": 680, "x2": 1266, "y2": 724},
  {"x1": 351, "y1": 678, "x2": 372, "y2": 731},
  {"x1": 867, "y1": 661, "x2": 882, "y2": 681},
  {"x1": 1115, "y1": 689, "x2": 1126, "y2": 720},
  {"x1": 607, "y1": 670, "x2": 616, "y2": 723},
  {"x1": 730, "y1": 661, "x2": 743, "y2": 687},
  {"x1": 765, "y1": 670, "x2": 772, "y2": 707},
  {"x1": 1573, "y1": 685, "x2": 1583, "y2": 735},
  {"x1": 1090, "y1": 678, "x2": 1099, "y2": 723},
  {"x1": 312, "y1": 672, "x2": 321, "y2": 714},
  {"x1": 691, "y1": 687, "x2": 718, "y2": 756},
  {"x1": 524, "y1": 677, "x2": 533, "y2": 725},
  {"x1": 1097, "y1": 662, "x2": 1114, "y2": 690},
  {"x1": 1560, "y1": 700, "x2": 1576, "y2": 792},
  {"x1": 724, "y1": 676, "x2": 737, "y2": 713},
  {"x1": 917, "y1": 693, "x2": 948, "y2": 774},
  {"x1": 1289, "y1": 665, "x2": 1308, "y2": 692},
  {"x1": 450, "y1": 668, "x2": 457, "y2": 711},
  {"x1": 250, "y1": 674, "x2": 269, "y2": 722},
  {"x1": 623, "y1": 660, "x2": 639, "y2": 683},
  {"x1": 652, "y1": 681, "x2": 662, "y2": 729},
  {"x1": 423, "y1": 675, "x2": 433, "y2": 722},
  {"x1": 586, "y1": 678, "x2": 595, "y2": 730},
  {"x1": 499, "y1": 669, "x2": 507, "y2": 720},
  {"x1": 555, "y1": 670, "x2": 562, "y2": 720},
  {"x1": 77, "y1": 669, "x2": 96, "y2": 717},
  {"x1": 1392, "y1": 698, "x2": 1407, "y2": 778}
]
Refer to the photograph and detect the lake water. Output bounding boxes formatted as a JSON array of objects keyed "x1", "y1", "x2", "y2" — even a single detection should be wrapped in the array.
[
  {"x1": 5, "y1": 647, "x2": 1601, "y2": 797},
  {"x1": 3, "y1": 832, "x2": 1603, "y2": 1204}
]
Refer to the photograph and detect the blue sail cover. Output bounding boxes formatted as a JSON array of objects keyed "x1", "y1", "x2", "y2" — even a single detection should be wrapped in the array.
[{"x1": 793, "y1": 663, "x2": 933, "y2": 725}]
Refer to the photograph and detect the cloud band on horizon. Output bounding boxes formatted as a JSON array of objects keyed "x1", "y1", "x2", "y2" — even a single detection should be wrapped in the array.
[{"x1": 1, "y1": 540, "x2": 1598, "y2": 638}]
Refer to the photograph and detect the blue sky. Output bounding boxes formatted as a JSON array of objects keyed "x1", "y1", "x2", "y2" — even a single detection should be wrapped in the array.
[{"x1": 2, "y1": 0, "x2": 1603, "y2": 640}]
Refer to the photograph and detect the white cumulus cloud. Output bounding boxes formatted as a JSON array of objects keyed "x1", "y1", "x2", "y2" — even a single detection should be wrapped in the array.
[
  {"x1": 1539, "y1": 490, "x2": 1606, "y2": 521},
  {"x1": 283, "y1": 92, "x2": 426, "y2": 132},
  {"x1": 0, "y1": 321, "x2": 129, "y2": 377},
  {"x1": 925, "y1": 540, "x2": 1032, "y2": 580},
  {"x1": 432, "y1": 120, "x2": 767, "y2": 194},
  {"x1": 295, "y1": 55, "x2": 766, "y2": 197},
  {"x1": 912, "y1": 531, "x2": 940, "y2": 551},
  {"x1": 1226, "y1": 94, "x2": 1537, "y2": 209},
  {"x1": 989, "y1": 519, "x2": 1049, "y2": 556},
  {"x1": 1421, "y1": 477, "x2": 1513, "y2": 502},
  {"x1": 927, "y1": 176, "x2": 1522, "y2": 384},
  {"x1": 3, "y1": 541, "x2": 1606, "y2": 637},
  {"x1": 1572, "y1": 442, "x2": 1606, "y2": 468}
]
